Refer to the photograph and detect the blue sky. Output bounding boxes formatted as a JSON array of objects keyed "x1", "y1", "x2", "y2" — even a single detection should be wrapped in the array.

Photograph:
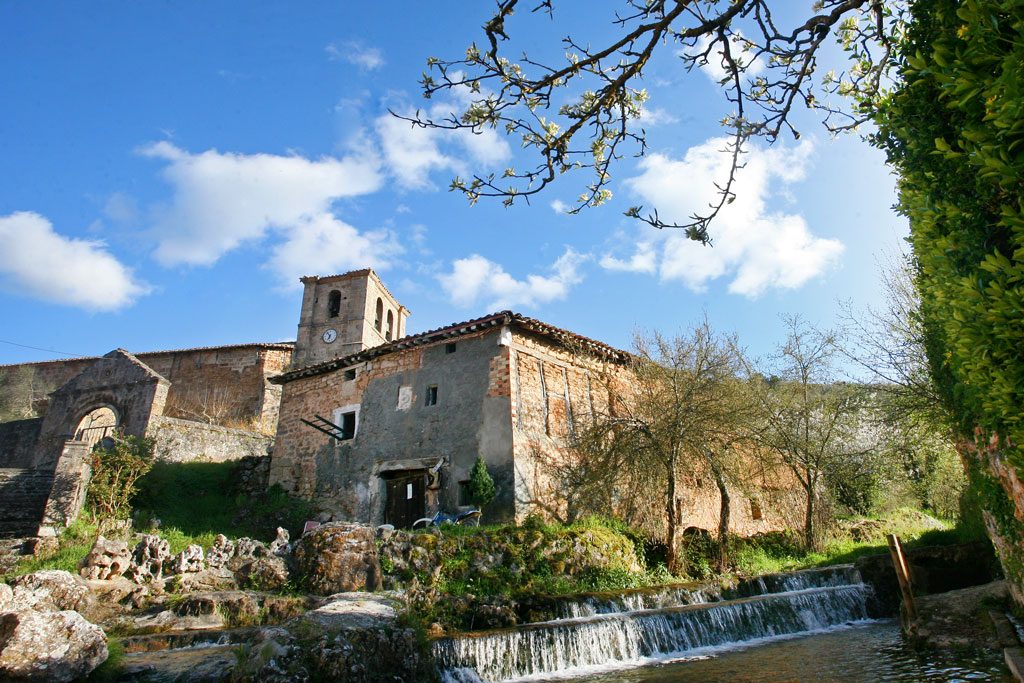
[{"x1": 0, "y1": 2, "x2": 905, "y2": 366}]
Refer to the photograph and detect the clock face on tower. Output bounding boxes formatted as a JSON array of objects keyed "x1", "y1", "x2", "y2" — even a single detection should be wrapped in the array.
[{"x1": 322, "y1": 329, "x2": 338, "y2": 344}]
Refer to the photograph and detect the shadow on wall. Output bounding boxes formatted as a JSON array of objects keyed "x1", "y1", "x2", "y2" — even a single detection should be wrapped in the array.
[{"x1": 132, "y1": 460, "x2": 312, "y2": 542}]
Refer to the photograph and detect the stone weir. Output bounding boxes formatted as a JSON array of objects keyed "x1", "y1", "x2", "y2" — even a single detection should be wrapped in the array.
[{"x1": 435, "y1": 565, "x2": 873, "y2": 682}]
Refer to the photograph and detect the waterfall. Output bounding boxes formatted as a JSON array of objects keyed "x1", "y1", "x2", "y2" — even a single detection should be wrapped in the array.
[{"x1": 435, "y1": 565, "x2": 873, "y2": 682}]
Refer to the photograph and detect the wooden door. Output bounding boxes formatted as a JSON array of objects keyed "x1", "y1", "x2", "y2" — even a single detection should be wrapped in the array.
[{"x1": 384, "y1": 471, "x2": 426, "y2": 528}]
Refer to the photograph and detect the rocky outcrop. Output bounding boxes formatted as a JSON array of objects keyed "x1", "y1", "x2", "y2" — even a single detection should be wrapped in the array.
[
  {"x1": 232, "y1": 593, "x2": 431, "y2": 682},
  {"x1": 174, "y1": 544, "x2": 206, "y2": 574},
  {"x1": 206, "y1": 535, "x2": 235, "y2": 570},
  {"x1": 7, "y1": 570, "x2": 91, "y2": 613},
  {"x1": 78, "y1": 536, "x2": 132, "y2": 581},
  {"x1": 269, "y1": 527, "x2": 291, "y2": 558},
  {"x1": 294, "y1": 523, "x2": 382, "y2": 595},
  {"x1": 236, "y1": 556, "x2": 289, "y2": 592},
  {"x1": 131, "y1": 535, "x2": 172, "y2": 583},
  {"x1": 0, "y1": 571, "x2": 107, "y2": 681},
  {"x1": 0, "y1": 609, "x2": 108, "y2": 681}
]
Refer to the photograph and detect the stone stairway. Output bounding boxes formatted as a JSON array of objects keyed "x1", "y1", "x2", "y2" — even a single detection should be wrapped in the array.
[{"x1": 0, "y1": 468, "x2": 54, "y2": 539}]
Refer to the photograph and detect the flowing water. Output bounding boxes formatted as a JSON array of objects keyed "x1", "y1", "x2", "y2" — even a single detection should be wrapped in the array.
[
  {"x1": 434, "y1": 565, "x2": 1008, "y2": 682},
  {"x1": 569, "y1": 620, "x2": 1008, "y2": 682}
]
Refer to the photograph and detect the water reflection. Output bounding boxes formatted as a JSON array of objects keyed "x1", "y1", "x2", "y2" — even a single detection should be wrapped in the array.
[{"x1": 564, "y1": 621, "x2": 1009, "y2": 682}]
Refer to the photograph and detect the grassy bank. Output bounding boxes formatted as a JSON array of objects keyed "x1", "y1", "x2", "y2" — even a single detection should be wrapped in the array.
[
  {"x1": 727, "y1": 508, "x2": 982, "y2": 577},
  {"x1": 3, "y1": 460, "x2": 311, "y2": 580}
]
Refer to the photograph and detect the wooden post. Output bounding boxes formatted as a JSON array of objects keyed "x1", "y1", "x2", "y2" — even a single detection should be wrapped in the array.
[{"x1": 887, "y1": 533, "x2": 918, "y2": 625}]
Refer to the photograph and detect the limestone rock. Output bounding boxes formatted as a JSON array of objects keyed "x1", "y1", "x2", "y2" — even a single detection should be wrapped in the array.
[
  {"x1": 0, "y1": 609, "x2": 108, "y2": 682},
  {"x1": 237, "y1": 556, "x2": 290, "y2": 592},
  {"x1": 300, "y1": 593, "x2": 399, "y2": 631},
  {"x1": 269, "y1": 527, "x2": 291, "y2": 558},
  {"x1": 0, "y1": 584, "x2": 11, "y2": 612},
  {"x1": 293, "y1": 523, "x2": 382, "y2": 595},
  {"x1": 131, "y1": 535, "x2": 171, "y2": 582},
  {"x1": 8, "y1": 570, "x2": 91, "y2": 613},
  {"x1": 173, "y1": 544, "x2": 205, "y2": 574},
  {"x1": 205, "y1": 534, "x2": 235, "y2": 570},
  {"x1": 233, "y1": 593, "x2": 428, "y2": 682},
  {"x1": 227, "y1": 537, "x2": 268, "y2": 573},
  {"x1": 170, "y1": 567, "x2": 238, "y2": 594},
  {"x1": 78, "y1": 536, "x2": 132, "y2": 581}
]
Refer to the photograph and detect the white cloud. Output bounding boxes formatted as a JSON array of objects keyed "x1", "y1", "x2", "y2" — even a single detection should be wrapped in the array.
[
  {"x1": 376, "y1": 99, "x2": 511, "y2": 189},
  {"x1": 375, "y1": 114, "x2": 458, "y2": 190},
  {"x1": 637, "y1": 107, "x2": 679, "y2": 126},
  {"x1": 0, "y1": 211, "x2": 149, "y2": 311},
  {"x1": 613, "y1": 137, "x2": 843, "y2": 297},
  {"x1": 439, "y1": 249, "x2": 586, "y2": 310},
  {"x1": 550, "y1": 199, "x2": 568, "y2": 213},
  {"x1": 688, "y1": 32, "x2": 766, "y2": 84},
  {"x1": 103, "y1": 192, "x2": 138, "y2": 223},
  {"x1": 325, "y1": 41, "x2": 384, "y2": 70},
  {"x1": 599, "y1": 241, "x2": 657, "y2": 274},
  {"x1": 265, "y1": 213, "x2": 398, "y2": 282},
  {"x1": 140, "y1": 141, "x2": 394, "y2": 285}
]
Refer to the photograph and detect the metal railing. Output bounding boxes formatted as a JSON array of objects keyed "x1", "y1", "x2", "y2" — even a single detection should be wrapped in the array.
[{"x1": 74, "y1": 425, "x2": 115, "y2": 448}]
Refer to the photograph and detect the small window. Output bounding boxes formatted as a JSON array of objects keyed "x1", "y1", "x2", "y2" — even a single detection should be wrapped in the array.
[
  {"x1": 445, "y1": 342, "x2": 457, "y2": 354},
  {"x1": 344, "y1": 368, "x2": 356, "y2": 381},
  {"x1": 338, "y1": 412, "x2": 357, "y2": 440},
  {"x1": 327, "y1": 290, "x2": 341, "y2": 318},
  {"x1": 458, "y1": 480, "x2": 472, "y2": 506},
  {"x1": 750, "y1": 501, "x2": 763, "y2": 521},
  {"x1": 425, "y1": 385, "x2": 438, "y2": 406},
  {"x1": 386, "y1": 310, "x2": 394, "y2": 341},
  {"x1": 375, "y1": 298, "x2": 384, "y2": 332}
]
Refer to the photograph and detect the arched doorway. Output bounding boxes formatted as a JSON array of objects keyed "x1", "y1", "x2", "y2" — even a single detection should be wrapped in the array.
[{"x1": 74, "y1": 406, "x2": 118, "y2": 449}]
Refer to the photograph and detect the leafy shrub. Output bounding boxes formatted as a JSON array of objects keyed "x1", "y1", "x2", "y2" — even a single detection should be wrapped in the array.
[
  {"x1": 467, "y1": 456, "x2": 497, "y2": 510},
  {"x1": 86, "y1": 436, "x2": 155, "y2": 526}
]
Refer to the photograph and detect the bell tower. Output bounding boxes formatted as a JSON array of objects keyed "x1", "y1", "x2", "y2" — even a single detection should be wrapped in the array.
[{"x1": 291, "y1": 269, "x2": 410, "y2": 368}]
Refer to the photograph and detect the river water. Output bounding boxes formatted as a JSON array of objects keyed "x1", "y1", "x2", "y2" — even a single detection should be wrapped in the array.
[
  {"x1": 560, "y1": 620, "x2": 1009, "y2": 682},
  {"x1": 436, "y1": 565, "x2": 1011, "y2": 682}
]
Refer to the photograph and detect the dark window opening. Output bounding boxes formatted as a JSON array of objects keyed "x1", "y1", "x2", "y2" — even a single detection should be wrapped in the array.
[
  {"x1": 425, "y1": 385, "x2": 438, "y2": 406},
  {"x1": 750, "y1": 501, "x2": 763, "y2": 521},
  {"x1": 327, "y1": 290, "x2": 341, "y2": 318},
  {"x1": 445, "y1": 342, "x2": 457, "y2": 354},
  {"x1": 339, "y1": 411, "x2": 356, "y2": 440},
  {"x1": 344, "y1": 369, "x2": 356, "y2": 381},
  {"x1": 458, "y1": 480, "x2": 472, "y2": 506},
  {"x1": 386, "y1": 310, "x2": 394, "y2": 341},
  {"x1": 375, "y1": 298, "x2": 384, "y2": 332}
]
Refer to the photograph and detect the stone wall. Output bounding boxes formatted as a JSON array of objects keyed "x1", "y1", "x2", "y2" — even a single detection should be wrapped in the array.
[
  {"x1": 147, "y1": 416, "x2": 272, "y2": 463},
  {"x1": 230, "y1": 455, "x2": 271, "y2": 496},
  {"x1": 507, "y1": 329, "x2": 792, "y2": 539},
  {"x1": 270, "y1": 328, "x2": 515, "y2": 524},
  {"x1": 145, "y1": 346, "x2": 291, "y2": 433},
  {"x1": 0, "y1": 418, "x2": 42, "y2": 468},
  {"x1": 0, "y1": 344, "x2": 292, "y2": 431}
]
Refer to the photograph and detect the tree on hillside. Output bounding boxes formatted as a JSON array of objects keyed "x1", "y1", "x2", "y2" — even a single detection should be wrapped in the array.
[
  {"x1": 570, "y1": 321, "x2": 753, "y2": 573},
  {"x1": 838, "y1": 254, "x2": 965, "y2": 518},
  {"x1": 402, "y1": 0, "x2": 903, "y2": 239},
  {"x1": 749, "y1": 316, "x2": 872, "y2": 550}
]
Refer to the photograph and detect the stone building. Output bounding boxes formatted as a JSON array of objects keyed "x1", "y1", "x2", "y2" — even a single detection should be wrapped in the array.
[
  {"x1": 0, "y1": 267, "x2": 785, "y2": 541},
  {"x1": 0, "y1": 342, "x2": 292, "y2": 540},
  {"x1": 269, "y1": 270, "x2": 783, "y2": 535}
]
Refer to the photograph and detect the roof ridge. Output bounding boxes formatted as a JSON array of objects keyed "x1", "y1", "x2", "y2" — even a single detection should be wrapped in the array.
[{"x1": 273, "y1": 310, "x2": 629, "y2": 384}]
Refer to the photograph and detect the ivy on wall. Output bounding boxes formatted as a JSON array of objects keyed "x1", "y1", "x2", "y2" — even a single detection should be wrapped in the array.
[{"x1": 872, "y1": 0, "x2": 1024, "y2": 578}]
